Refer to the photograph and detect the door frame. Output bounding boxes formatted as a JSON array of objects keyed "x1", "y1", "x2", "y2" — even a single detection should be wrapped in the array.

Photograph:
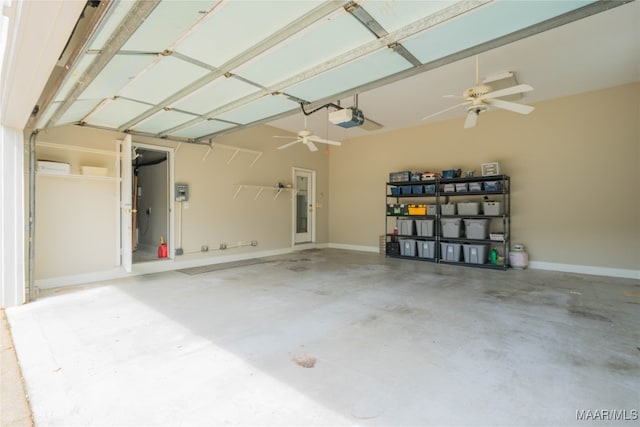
[
  {"x1": 119, "y1": 140, "x2": 175, "y2": 270},
  {"x1": 132, "y1": 142, "x2": 175, "y2": 261},
  {"x1": 292, "y1": 167, "x2": 316, "y2": 245}
]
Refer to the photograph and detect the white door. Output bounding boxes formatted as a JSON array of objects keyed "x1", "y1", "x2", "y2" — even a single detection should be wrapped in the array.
[
  {"x1": 294, "y1": 168, "x2": 315, "y2": 244},
  {"x1": 120, "y1": 135, "x2": 133, "y2": 272}
]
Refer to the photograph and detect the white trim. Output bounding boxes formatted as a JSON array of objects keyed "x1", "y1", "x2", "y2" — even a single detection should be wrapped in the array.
[
  {"x1": 293, "y1": 242, "x2": 328, "y2": 251},
  {"x1": 528, "y1": 261, "x2": 640, "y2": 280},
  {"x1": 328, "y1": 243, "x2": 379, "y2": 254},
  {"x1": 34, "y1": 247, "x2": 297, "y2": 290},
  {"x1": 292, "y1": 167, "x2": 316, "y2": 245}
]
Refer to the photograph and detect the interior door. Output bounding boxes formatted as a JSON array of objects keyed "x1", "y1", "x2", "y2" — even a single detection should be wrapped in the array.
[
  {"x1": 294, "y1": 168, "x2": 314, "y2": 244},
  {"x1": 120, "y1": 135, "x2": 133, "y2": 272}
]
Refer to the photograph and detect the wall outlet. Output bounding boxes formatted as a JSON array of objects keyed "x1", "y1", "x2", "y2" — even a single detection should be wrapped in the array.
[
  {"x1": 251, "y1": 240, "x2": 258, "y2": 246},
  {"x1": 201, "y1": 245, "x2": 209, "y2": 252},
  {"x1": 219, "y1": 243, "x2": 227, "y2": 250}
]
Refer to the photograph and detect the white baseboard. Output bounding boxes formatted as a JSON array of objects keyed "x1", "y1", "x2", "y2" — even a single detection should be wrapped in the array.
[
  {"x1": 34, "y1": 247, "x2": 297, "y2": 290},
  {"x1": 328, "y1": 243, "x2": 380, "y2": 253},
  {"x1": 528, "y1": 261, "x2": 640, "y2": 280},
  {"x1": 34, "y1": 245, "x2": 639, "y2": 290}
]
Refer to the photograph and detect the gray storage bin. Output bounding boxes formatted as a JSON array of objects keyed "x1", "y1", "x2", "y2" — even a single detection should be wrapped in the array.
[
  {"x1": 483, "y1": 201, "x2": 503, "y2": 215},
  {"x1": 415, "y1": 219, "x2": 434, "y2": 237},
  {"x1": 441, "y1": 203, "x2": 456, "y2": 215},
  {"x1": 455, "y1": 183, "x2": 468, "y2": 192},
  {"x1": 463, "y1": 219, "x2": 490, "y2": 239},
  {"x1": 463, "y1": 244, "x2": 489, "y2": 264},
  {"x1": 399, "y1": 239, "x2": 417, "y2": 257},
  {"x1": 427, "y1": 204, "x2": 437, "y2": 215},
  {"x1": 397, "y1": 219, "x2": 415, "y2": 236},
  {"x1": 441, "y1": 218, "x2": 462, "y2": 238},
  {"x1": 440, "y1": 242, "x2": 462, "y2": 261},
  {"x1": 469, "y1": 182, "x2": 482, "y2": 192},
  {"x1": 417, "y1": 241, "x2": 436, "y2": 259},
  {"x1": 457, "y1": 201, "x2": 480, "y2": 215}
]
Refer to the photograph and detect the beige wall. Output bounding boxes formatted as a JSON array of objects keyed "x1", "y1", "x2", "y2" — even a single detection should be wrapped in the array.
[
  {"x1": 329, "y1": 83, "x2": 640, "y2": 271},
  {"x1": 34, "y1": 123, "x2": 330, "y2": 280}
]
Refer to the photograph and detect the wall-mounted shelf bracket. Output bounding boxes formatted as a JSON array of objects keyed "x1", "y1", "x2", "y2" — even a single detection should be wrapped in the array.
[
  {"x1": 202, "y1": 139, "x2": 263, "y2": 167},
  {"x1": 233, "y1": 184, "x2": 297, "y2": 200}
]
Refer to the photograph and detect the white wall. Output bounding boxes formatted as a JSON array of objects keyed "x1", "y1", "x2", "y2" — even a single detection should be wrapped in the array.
[
  {"x1": 329, "y1": 83, "x2": 640, "y2": 278},
  {"x1": 32, "y1": 123, "x2": 330, "y2": 286},
  {"x1": 0, "y1": 126, "x2": 25, "y2": 307}
]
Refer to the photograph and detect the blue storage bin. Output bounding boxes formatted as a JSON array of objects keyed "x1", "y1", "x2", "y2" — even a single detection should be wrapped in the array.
[
  {"x1": 483, "y1": 181, "x2": 503, "y2": 191},
  {"x1": 400, "y1": 186, "x2": 412, "y2": 195},
  {"x1": 424, "y1": 184, "x2": 436, "y2": 193},
  {"x1": 411, "y1": 185, "x2": 423, "y2": 194},
  {"x1": 442, "y1": 169, "x2": 456, "y2": 179},
  {"x1": 390, "y1": 187, "x2": 400, "y2": 197}
]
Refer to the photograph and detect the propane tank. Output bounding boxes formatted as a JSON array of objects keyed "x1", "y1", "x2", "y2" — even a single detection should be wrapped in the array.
[{"x1": 509, "y1": 243, "x2": 529, "y2": 269}]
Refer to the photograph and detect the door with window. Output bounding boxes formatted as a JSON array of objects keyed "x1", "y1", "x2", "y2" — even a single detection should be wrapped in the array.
[{"x1": 293, "y1": 168, "x2": 315, "y2": 244}]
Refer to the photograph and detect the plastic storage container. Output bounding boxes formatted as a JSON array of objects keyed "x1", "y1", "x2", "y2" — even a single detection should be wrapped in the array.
[
  {"x1": 442, "y1": 169, "x2": 457, "y2": 179},
  {"x1": 417, "y1": 241, "x2": 436, "y2": 259},
  {"x1": 455, "y1": 183, "x2": 468, "y2": 192},
  {"x1": 463, "y1": 219, "x2": 490, "y2": 239},
  {"x1": 469, "y1": 182, "x2": 482, "y2": 192},
  {"x1": 457, "y1": 202, "x2": 480, "y2": 215},
  {"x1": 400, "y1": 186, "x2": 412, "y2": 195},
  {"x1": 483, "y1": 201, "x2": 503, "y2": 215},
  {"x1": 411, "y1": 185, "x2": 423, "y2": 194},
  {"x1": 390, "y1": 187, "x2": 400, "y2": 197},
  {"x1": 441, "y1": 204, "x2": 456, "y2": 215},
  {"x1": 440, "y1": 243, "x2": 462, "y2": 261},
  {"x1": 386, "y1": 242, "x2": 400, "y2": 255},
  {"x1": 408, "y1": 204, "x2": 426, "y2": 215},
  {"x1": 415, "y1": 219, "x2": 434, "y2": 237},
  {"x1": 399, "y1": 239, "x2": 417, "y2": 257},
  {"x1": 427, "y1": 205, "x2": 437, "y2": 216},
  {"x1": 389, "y1": 171, "x2": 411, "y2": 182},
  {"x1": 441, "y1": 218, "x2": 462, "y2": 238},
  {"x1": 397, "y1": 219, "x2": 415, "y2": 235},
  {"x1": 423, "y1": 184, "x2": 436, "y2": 194},
  {"x1": 484, "y1": 181, "x2": 503, "y2": 191},
  {"x1": 442, "y1": 183, "x2": 455, "y2": 193},
  {"x1": 463, "y1": 244, "x2": 489, "y2": 264}
]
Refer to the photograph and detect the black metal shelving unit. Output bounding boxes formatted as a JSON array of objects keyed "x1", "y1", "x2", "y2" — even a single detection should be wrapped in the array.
[{"x1": 385, "y1": 174, "x2": 510, "y2": 270}]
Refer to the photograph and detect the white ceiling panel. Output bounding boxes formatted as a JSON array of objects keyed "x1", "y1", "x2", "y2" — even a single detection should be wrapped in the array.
[
  {"x1": 362, "y1": 0, "x2": 455, "y2": 33},
  {"x1": 235, "y1": 11, "x2": 376, "y2": 87},
  {"x1": 131, "y1": 109, "x2": 198, "y2": 134},
  {"x1": 170, "y1": 119, "x2": 236, "y2": 139},
  {"x1": 286, "y1": 49, "x2": 412, "y2": 102},
  {"x1": 175, "y1": 0, "x2": 324, "y2": 68},
  {"x1": 119, "y1": 56, "x2": 210, "y2": 105},
  {"x1": 173, "y1": 76, "x2": 259, "y2": 115},
  {"x1": 55, "y1": 55, "x2": 95, "y2": 102},
  {"x1": 403, "y1": 0, "x2": 597, "y2": 64},
  {"x1": 57, "y1": 99, "x2": 101, "y2": 127},
  {"x1": 79, "y1": 54, "x2": 158, "y2": 100},
  {"x1": 89, "y1": 1, "x2": 136, "y2": 50},
  {"x1": 215, "y1": 95, "x2": 299, "y2": 124},
  {"x1": 123, "y1": 1, "x2": 218, "y2": 53},
  {"x1": 88, "y1": 98, "x2": 154, "y2": 128}
]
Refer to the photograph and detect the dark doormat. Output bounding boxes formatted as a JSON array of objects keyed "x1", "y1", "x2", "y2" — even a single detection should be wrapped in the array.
[{"x1": 177, "y1": 259, "x2": 272, "y2": 275}]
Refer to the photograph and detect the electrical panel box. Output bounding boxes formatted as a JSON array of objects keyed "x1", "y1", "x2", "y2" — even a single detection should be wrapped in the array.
[{"x1": 175, "y1": 183, "x2": 189, "y2": 201}]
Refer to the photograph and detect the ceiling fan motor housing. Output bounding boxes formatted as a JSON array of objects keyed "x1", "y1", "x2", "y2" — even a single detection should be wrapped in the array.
[{"x1": 464, "y1": 84, "x2": 493, "y2": 98}]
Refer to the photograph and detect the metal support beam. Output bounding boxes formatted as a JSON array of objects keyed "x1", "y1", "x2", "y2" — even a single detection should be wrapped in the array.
[{"x1": 44, "y1": 1, "x2": 161, "y2": 128}]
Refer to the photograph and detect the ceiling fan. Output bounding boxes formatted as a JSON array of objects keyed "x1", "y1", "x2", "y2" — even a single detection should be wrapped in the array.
[
  {"x1": 423, "y1": 56, "x2": 535, "y2": 128},
  {"x1": 274, "y1": 115, "x2": 341, "y2": 152}
]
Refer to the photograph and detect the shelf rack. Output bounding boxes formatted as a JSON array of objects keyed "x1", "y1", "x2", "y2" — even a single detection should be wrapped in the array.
[
  {"x1": 233, "y1": 184, "x2": 297, "y2": 200},
  {"x1": 385, "y1": 174, "x2": 510, "y2": 270}
]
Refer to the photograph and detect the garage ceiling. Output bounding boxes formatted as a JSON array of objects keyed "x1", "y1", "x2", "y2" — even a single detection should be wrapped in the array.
[{"x1": 34, "y1": 0, "x2": 637, "y2": 144}]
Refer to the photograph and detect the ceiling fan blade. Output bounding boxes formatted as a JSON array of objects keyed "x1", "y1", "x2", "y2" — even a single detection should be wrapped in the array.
[
  {"x1": 464, "y1": 110, "x2": 478, "y2": 129},
  {"x1": 277, "y1": 139, "x2": 302, "y2": 149},
  {"x1": 481, "y1": 84, "x2": 533, "y2": 100},
  {"x1": 422, "y1": 101, "x2": 470, "y2": 121},
  {"x1": 305, "y1": 139, "x2": 319, "y2": 152},
  {"x1": 485, "y1": 98, "x2": 535, "y2": 114},
  {"x1": 309, "y1": 135, "x2": 342, "y2": 146}
]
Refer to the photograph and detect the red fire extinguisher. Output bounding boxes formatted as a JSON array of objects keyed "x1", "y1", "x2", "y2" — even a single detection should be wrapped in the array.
[{"x1": 158, "y1": 236, "x2": 168, "y2": 258}]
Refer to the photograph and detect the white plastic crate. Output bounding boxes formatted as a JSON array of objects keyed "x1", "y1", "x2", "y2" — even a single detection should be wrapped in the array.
[
  {"x1": 463, "y1": 244, "x2": 489, "y2": 264},
  {"x1": 415, "y1": 219, "x2": 434, "y2": 237},
  {"x1": 463, "y1": 219, "x2": 490, "y2": 239},
  {"x1": 457, "y1": 202, "x2": 480, "y2": 215},
  {"x1": 483, "y1": 201, "x2": 503, "y2": 216},
  {"x1": 417, "y1": 241, "x2": 436, "y2": 259},
  {"x1": 440, "y1": 243, "x2": 461, "y2": 261},
  {"x1": 399, "y1": 239, "x2": 417, "y2": 257},
  {"x1": 441, "y1": 218, "x2": 462, "y2": 238}
]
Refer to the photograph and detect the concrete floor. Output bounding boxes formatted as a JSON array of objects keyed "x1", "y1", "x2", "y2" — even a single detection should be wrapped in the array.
[{"x1": 5, "y1": 249, "x2": 640, "y2": 426}]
